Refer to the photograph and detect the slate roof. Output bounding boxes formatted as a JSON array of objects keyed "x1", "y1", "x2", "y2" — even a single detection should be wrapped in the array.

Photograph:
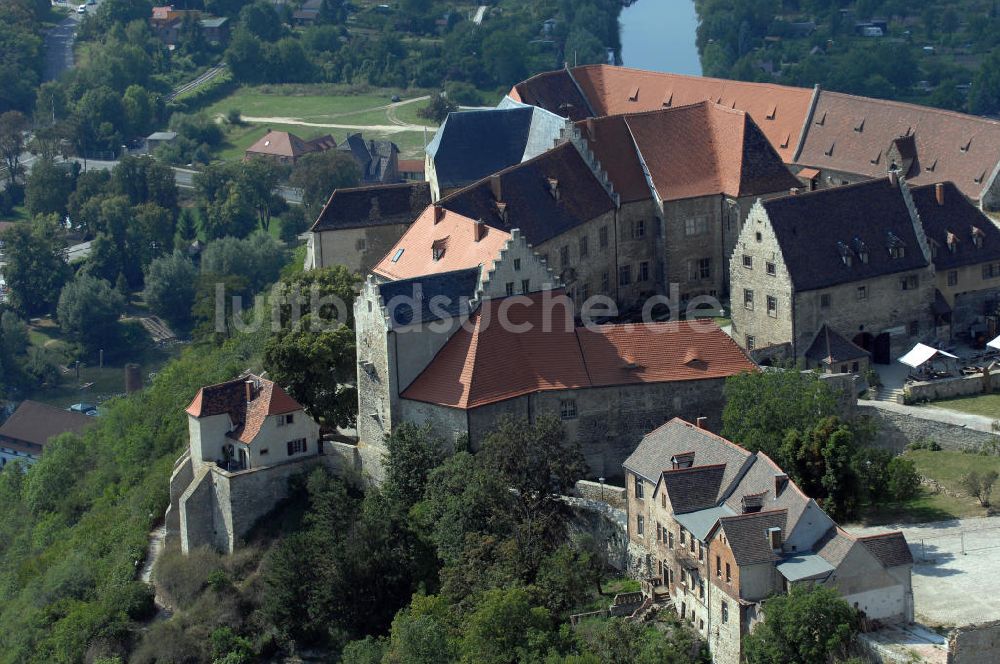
[
  {"x1": 186, "y1": 375, "x2": 301, "y2": 445},
  {"x1": 814, "y1": 526, "x2": 857, "y2": 568},
  {"x1": 372, "y1": 205, "x2": 511, "y2": 281},
  {"x1": 762, "y1": 177, "x2": 930, "y2": 292},
  {"x1": 717, "y1": 509, "x2": 788, "y2": 566},
  {"x1": 0, "y1": 401, "x2": 95, "y2": 454},
  {"x1": 662, "y1": 464, "x2": 727, "y2": 514},
  {"x1": 376, "y1": 267, "x2": 480, "y2": 328},
  {"x1": 401, "y1": 299, "x2": 756, "y2": 409},
  {"x1": 858, "y1": 532, "x2": 914, "y2": 568},
  {"x1": 615, "y1": 102, "x2": 799, "y2": 201},
  {"x1": 805, "y1": 325, "x2": 870, "y2": 365},
  {"x1": 624, "y1": 418, "x2": 753, "y2": 485},
  {"x1": 438, "y1": 142, "x2": 615, "y2": 246},
  {"x1": 721, "y1": 452, "x2": 818, "y2": 539},
  {"x1": 426, "y1": 106, "x2": 535, "y2": 191},
  {"x1": 338, "y1": 134, "x2": 399, "y2": 183},
  {"x1": 795, "y1": 90, "x2": 1000, "y2": 201},
  {"x1": 910, "y1": 182, "x2": 1000, "y2": 271},
  {"x1": 311, "y1": 182, "x2": 431, "y2": 232},
  {"x1": 511, "y1": 64, "x2": 815, "y2": 162}
]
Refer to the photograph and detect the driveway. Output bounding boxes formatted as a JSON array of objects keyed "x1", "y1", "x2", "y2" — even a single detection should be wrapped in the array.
[{"x1": 43, "y1": 11, "x2": 81, "y2": 82}]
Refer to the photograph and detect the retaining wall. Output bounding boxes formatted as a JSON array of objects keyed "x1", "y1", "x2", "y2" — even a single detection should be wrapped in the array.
[
  {"x1": 949, "y1": 620, "x2": 1000, "y2": 664},
  {"x1": 905, "y1": 371, "x2": 1000, "y2": 403},
  {"x1": 860, "y1": 404, "x2": 997, "y2": 454}
]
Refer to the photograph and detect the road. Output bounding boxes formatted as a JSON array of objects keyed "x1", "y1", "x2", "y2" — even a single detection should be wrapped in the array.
[{"x1": 43, "y1": 12, "x2": 80, "y2": 82}]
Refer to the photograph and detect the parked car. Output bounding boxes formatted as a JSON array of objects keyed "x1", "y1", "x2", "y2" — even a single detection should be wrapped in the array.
[
  {"x1": 69, "y1": 402, "x2": 98, "y2": 416},
  {"x1": 76, "y1": 4, "x2": 87, "y2": 13}
]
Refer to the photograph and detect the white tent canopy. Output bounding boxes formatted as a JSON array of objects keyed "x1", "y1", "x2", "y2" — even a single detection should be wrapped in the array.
[
  {"x1": 988, "y1": 334, "x2": 1000, "y2": 351},
  {"x1": 898, "y1": 343, "x2": 959, "y2": 369}
]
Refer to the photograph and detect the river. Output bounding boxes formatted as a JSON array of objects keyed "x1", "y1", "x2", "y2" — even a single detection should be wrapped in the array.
[{"x1": 619, "y1": 0, "x2": 702, "y2": 76}]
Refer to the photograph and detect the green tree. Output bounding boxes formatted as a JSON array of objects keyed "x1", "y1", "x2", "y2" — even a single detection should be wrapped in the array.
[
  {"x1": 722, "y1": 368, "x2": 839, "y2": 460},
  {"x1": 288, "y1": 150, "x2": 361, "y2": 218},
  {"x1": 961, "y1": 470, "x2": 999, "y2": 507},
  {"x1": 970, "y1": 47, "x2": 1000, "y2": 115},
  {"x1": 25, "y1": 157, "x2": 75, "y2": 217},
  {"x1": 886, "y1": 456, "x2": 921, "y2": 502},
  {"x1": 459, "y1": 587, "x2": 554, "y2": 664},
  {"x1": 144, "y1": 250, "x2": 198, "y2": 332},
  {"x1": 780, "y1": 416, "x2": 860, "y2": 521},
  {"x1": 0, "y1": 111, "x2": 28, "y2": 187},
  {"x1": 200, "y1": 233, "x2": 287, "y2": 293},
  {"x1": 0, "y1": 214, "x2": 72, "y2": 315},
  {"x1": 263, "y1": 320, "x2": 357, "y2": 428},
  {"x1": 743, "y1": 585, "x2": 859, "y2": 664},
  {"x1": 382, "y1": 423, "x2": 445, "y2": 512},
  {"x1": 56, "y1": 275, "x2": 125, "y2": 355}
]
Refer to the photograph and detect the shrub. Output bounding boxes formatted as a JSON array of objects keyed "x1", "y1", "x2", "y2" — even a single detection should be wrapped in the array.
[
  {"x1": 961, "y1": 470, "x2": 1000, "y2": 507},
  {"x1": 155, "y1": 546, "x2": 225, "y2": 609},
  {"x1": 907, "y1": 439, "x2": 941, "y2": 451},
  {"x1": 226, "y1": 108, "x2": 243, "y2": 125}
]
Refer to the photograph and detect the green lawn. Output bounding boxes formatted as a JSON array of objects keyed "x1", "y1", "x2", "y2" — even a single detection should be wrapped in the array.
[
  {"x1": 927, "y1": 393, "x2": 1000, "y2": 420},
  {"x1": 0, "y1": 206, "x2": 31, "y2": 223},
  {"x1": 203, "y1": 85, "x2": 422, "y2": 123},
  {"x1": 391, "y1": 98, "x2": 438, "y2": 127},
  {"x1": 571, "y1": 577, "x2": 641, "y2": 615},
  {"x1": 857, "y1": 449, "x2": 1000, "y2": 525}
]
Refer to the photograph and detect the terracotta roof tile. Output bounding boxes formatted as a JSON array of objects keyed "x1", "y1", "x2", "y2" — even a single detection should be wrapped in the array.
[
  {"x1": 186, "y1": 375, "x2": 301, "y2": 445},
  {"x1": 401, "y1": 301, "x2": 756, "y2": 409},
  {"x1": 371, "y1": 205, "x2": 510, "y2": 281},
  {"x1": 246, "y1": 130, "x2": 334, "y2": 159},
  {"x1": 796, "y1": 90, "x2": 1000, "y2": 201}
]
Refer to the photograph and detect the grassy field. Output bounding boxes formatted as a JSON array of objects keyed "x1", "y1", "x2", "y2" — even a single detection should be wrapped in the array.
[
  {"x1": 858, "y1": 449, "x2": 1000, "y2": 525},
  {"x1": 928, "y1": 393, "x2": 1000, "y2": 420},
  {"x1": 0, "y1": 206, "x2": 31, "y2": 223},
  {"x1": 204, "y1": 86, "x2": 405, "y2": 121}
]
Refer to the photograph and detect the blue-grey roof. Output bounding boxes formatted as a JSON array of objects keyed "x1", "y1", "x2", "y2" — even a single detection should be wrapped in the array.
[
  {"x1": 675, "y1": 505, "x2": 735, "y2": 542},
  {"x1": 427, "y1": 107, "x2": 533, "y2": 190},
  {"x1": 776, "y1": 553, "x2": 835, "y2": 582},
  {"x1": 377, "y1": 267, "x2": 480, "y2": 328}
]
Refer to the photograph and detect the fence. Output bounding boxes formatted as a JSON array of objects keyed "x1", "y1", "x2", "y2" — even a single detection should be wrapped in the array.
[{"x1": 912, "y1": 524, "x2": 1000, "y2": 563}]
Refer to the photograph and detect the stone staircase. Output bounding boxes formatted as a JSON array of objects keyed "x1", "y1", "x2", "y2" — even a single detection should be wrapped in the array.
[{"x1": 873, "y1": 385, "x2": 905, "y2": 403}]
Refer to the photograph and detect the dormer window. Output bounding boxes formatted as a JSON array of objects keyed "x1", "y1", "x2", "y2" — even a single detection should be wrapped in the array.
[
  {"x1": 887, "y1": 231, "x2": 906, "y2": 259},
  {"x1": 671, "y1": 451, "x2": 695, "y2": 469},
  {"x1": 947, "y1": 232, "x2": 959, "y2": 253},
  {"x1": 852, "y1": 237, "x2": 869, "y2": 264},
  {"x1": 547, "y1": 177, "x2": 560, "y2": 201},
  {"x1": 972, "y1": 227, "x2": 985, "y2": 249},
  {"x1": 432, "y1": 237, "x2": 448, "y2": 261},
  {"x1": 837, "y1": 241, "x2": 852, "y2": 267}
]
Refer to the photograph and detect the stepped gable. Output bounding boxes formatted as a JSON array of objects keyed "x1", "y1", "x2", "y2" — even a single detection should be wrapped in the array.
[
  {"x1": 310, "y1": 182, "x2": 431, "y2": 232},
  {"x1": 375, "y1": 267, "x2": 481, "y2": 328},
  {"x1": 438, "y1": 141, "x2": 615, "y2": 246},
  {"x1": 796, "y1": 90, "x2": 1000, "y2": 201},
  {"x1": 762, "y1": 177, "x2": 929, "y2": 291},
  {"x1": 372, "y1": 205, "x2": 510, "y2": 281}
]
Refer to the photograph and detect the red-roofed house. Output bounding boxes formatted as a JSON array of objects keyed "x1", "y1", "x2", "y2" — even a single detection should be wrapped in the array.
[
  {"x1": 245, "y1": 130, "x2": 336, "y2": 165},
  {"x1": 368, "y1": 288, "x2": 757, "y2": 477}
]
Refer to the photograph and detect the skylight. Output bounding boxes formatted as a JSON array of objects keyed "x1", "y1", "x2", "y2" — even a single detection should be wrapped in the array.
[{"x1": 391, "y1": 248, "x2": 404, "y2": 262}]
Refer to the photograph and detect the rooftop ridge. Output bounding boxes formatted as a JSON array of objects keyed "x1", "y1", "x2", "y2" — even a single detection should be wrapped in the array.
[
  {"x1": 819, "y1": 89, "x2": 1000, "y2": 127},
  {"x1": 719, "y1": 507, "x2": 789, "y2": 523},
  {"x1": 663, "y1": 463, "x2": 727, "y2": 475}
]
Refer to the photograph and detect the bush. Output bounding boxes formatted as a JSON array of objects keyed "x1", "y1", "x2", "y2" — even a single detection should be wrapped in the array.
[
  {"x1": 226, "y1": 108, "x2": 243, "y2": 125},
  {"x1": 907, "y1": 439, "x2": 942, "y2": 451},
  {"x1": 887, "y1": 456, "x2": 921, "y2": 502},
  {"x1": 154, "y1": 546, "x2": 226, "y2": 609}
]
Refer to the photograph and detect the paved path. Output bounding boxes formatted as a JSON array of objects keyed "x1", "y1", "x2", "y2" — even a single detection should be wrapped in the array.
[
  {"x1": 43, "y1": 13, "x2": 80, "y2": 82},
  {"x1": 166, "y1": 64, "x2": 226, "y2": 102},
  {"x1": 863, "y1": 398, "x2": 996, "y2": 433}
]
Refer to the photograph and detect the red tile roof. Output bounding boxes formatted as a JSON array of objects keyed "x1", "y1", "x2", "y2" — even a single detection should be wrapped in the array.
[
  {"x1": 593, "y1": 102, "x2": 799, "y2": 202},
  {"x1": 186, "y1": 375, "x2": 301, "y2": 444},
  {"x1": 371, "y1": 204, "x2": 511, "y2": 281},
  {"x1": 245, "y1": 130, "x2": 335, "y2": 159},
  {"x1": 513, "y1": 65, "x2": 815, "y2": 162},
  {"x1": 401, "y1": 293, "x2": 756, "y2": 409},
  {"x1": 0, "y1": 401, "x2": 95, "y2": 453},
  {"x1": 795, "y1": 90, "x2": 1000, "y2": 201}
]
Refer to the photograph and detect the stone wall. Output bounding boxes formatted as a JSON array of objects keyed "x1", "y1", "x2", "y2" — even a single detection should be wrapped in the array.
[
  {"x1": 861, "y1": 403, "x2": 998, "y2": 453},
  {"x1": 574, "y1": 480, "x2": 626, "y2": 510},
  {"x1": 949, "y1": 620, "x2": 1000, "y2": 664},
  {"x1": 311, "y1": 223, "x2": 411, "y2": 276},
  {"x1": 178, "y1": 442, "x2": 362, "y2": 553},
  {"x1": 905, "y1": 371, "x2": 1000, "y2": 403},
  {"x1": 535, "y1": 209, "x2": 618, "y2": 311}
]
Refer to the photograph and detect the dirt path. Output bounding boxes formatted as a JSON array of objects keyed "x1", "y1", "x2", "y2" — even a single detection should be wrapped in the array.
[
  {"x1": 139, "y1": 524, "x2": 174, "y2": 622},
  {"x1": 234, "y1": 95, "x2": 436, "y2": 134}
]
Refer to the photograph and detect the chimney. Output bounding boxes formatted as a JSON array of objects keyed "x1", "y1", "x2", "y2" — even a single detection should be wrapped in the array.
[
  {"x1": 474, "y1": 219, "x2": 486, "y2": 242},
  {"x1": 548, "y1": 177, "x2": 560, "y2": 201},
  {"x1": 888, "y1": 170, "x2": 899, "y2": 187},
  {"x1": 244, "y1": 380, "x2": 254, "y2": 403},
  {"x1": 433, "y1": 204, "x2": 444, "y2": 224},
  {"x1": 586, "y1": 118, "x2": 596, "y2": 141},
  {"x1": 767, "y1": 527, "x2": 783, "y2": 552},
  {"x1": 936, "y1": 182, "x2": 945, "y2": 206},
  {"x1": 490, "y1": 174, "x2": 502, "y2": 203},
  {"x1": 774, "y1": 473, "x2": 788, "y2": 496},
  {"x1": 696, "y1": 416, "x2": 708, "y2": 430}
]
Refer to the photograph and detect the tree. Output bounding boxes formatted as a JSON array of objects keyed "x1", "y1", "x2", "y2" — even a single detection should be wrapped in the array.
[
  {"x1": 200, "y1": 233, "x2": 287, "y2": 293},
  {"x1": 970, "y1": 48, "x2": 1000, "y2": 116},
  {"x1": 961, "y1": 470, "x2": 999, "y2": 507},
  {"x1": 780, "y1": 416, "x2": 860, "y2": 521},
  {"x1": 263, "y1": 320, "x2": 357, "y2": 428},
  {"x1": 25, "y1": 157, "x2": 75, "y2": 217},
  {"x1": 459, "y1": 587, "x2": 554, "y2": 664},
  {"x1": 0, "y1": 111, "x2": 28, "y2": 187},
  {"x1": 418, "y1": 92, "x2": 458, "y2": 123},
  {"x1": 56, "y1": 275, "x2": 125, "y2": 355},
  {"x1": 289, "y1": 150, "x2": 361, "y2": 218},
  {"x1": 0, "y1": 214, "x2": 72, "y2": 316},
  {"x1": 239, "y1": 156, "x2": 286, "y2": 232},
  {"x1": 743, "y1": 585, "x2": 859, "y2": 664},
  {"x1": 239, "y1": 1, "x2": 282, "y2": 41},
  {"x1": 722, "y1": 368, "x2": 839, "y2": 460},
  {"x1": 382, "y1": 423, "x2": 445, "y2": 512},
  {"x1": 272, "y1": 265, "x2": 358, "y2": 329},
  {"x1": 887, "y1": 456, "x2": 921, "y2": 502},
  {"x1": 144, "y1": 250, "x2": 198, "y2": 332},
  {"x1": 123, "y1": 85, "x2": 155, "y2": 138}
]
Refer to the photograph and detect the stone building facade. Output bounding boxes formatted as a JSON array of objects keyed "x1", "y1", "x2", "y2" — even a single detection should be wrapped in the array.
[
  {"x1": 624, "y1": 418, "x2": 914, "y2": 664},
  {"x1": 731, "y1": 176, "x2": 937, "y2": 366},
  {"x1": 306, "y1": 182, "x2": 431, "y2": 275}
]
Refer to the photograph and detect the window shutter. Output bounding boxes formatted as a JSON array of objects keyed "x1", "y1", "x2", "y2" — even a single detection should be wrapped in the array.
[{"x1": 287, "y1": 441, "x2": 293, "y2": 456}]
